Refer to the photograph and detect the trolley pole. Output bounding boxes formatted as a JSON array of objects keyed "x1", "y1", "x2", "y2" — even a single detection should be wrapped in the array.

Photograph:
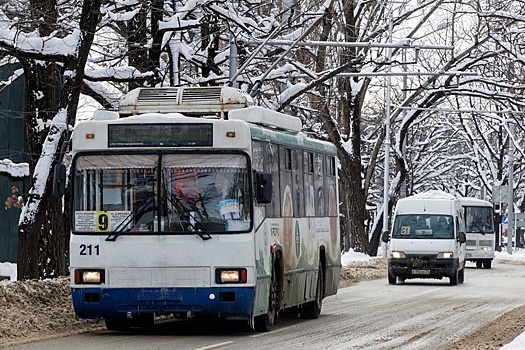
[{"x1": 228, "y1": 34, "x2": 238, "y2": 88}]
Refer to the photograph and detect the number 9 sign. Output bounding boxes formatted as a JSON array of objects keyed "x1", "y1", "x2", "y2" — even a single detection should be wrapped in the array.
[{"x1": 96, "y1": 211, "x2": 110, "y2": 232}]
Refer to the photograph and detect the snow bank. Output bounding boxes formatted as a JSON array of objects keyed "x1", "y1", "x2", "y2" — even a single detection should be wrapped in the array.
[
  {"x1": 410, "y1": 190, "x2": 456, "y2": 200},
  {"x1": 0, "y1": 262, "x2": 16, "y2": 281}
]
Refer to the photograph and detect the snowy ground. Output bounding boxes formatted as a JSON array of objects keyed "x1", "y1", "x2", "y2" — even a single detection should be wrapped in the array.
[
  {"x1": 0, "y1": 250, "x2": 524, "y2": 349},
  {"x1": 493, "y1": 250, "x2": 525, "y2": 350},
  {"x1": 0, "y1": 262, "x2": 16, "y2": 281}
]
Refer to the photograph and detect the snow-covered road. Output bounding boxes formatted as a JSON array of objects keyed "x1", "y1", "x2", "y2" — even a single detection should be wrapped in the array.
[{"x1": 3, "y1": 258, "x2": 525, "y2": 350}]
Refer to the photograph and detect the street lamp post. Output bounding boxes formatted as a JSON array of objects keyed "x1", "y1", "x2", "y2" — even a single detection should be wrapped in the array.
[
  {"x1": 507, "y1": 124, "x2": 515, "y2": 254},
  {"x1": 383, "y1": 15, "x2": 393, "y2": 248}
]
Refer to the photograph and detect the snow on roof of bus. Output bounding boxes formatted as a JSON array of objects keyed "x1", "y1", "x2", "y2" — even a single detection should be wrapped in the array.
[
  {"x1": 228, "y1": 106, "x2": 302, "y2": 133},
  {"x1": 112, "y1": 112, "x2": 189, "y2": 121},
  {"x1": 127, "y1": 112, "x2": 188, "y2": 118},
  {"x1": 458, "y1": 197, "x2": 492, "y2": 206},
  {"x1": 91, "y1": 110, "x2": 190, "y2": 122},
  {"x1": 410, "y1": 190, "x2": 456, "y2": 200}
]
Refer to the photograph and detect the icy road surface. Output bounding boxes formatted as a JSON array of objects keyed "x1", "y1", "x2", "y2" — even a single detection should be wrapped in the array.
[{"x1": 3, "y1": 261, "x2": 525, "y2": 350}]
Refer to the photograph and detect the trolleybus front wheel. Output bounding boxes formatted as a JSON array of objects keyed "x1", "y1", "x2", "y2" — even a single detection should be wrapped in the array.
[
  {"x1": 301, "y1": 261, "x2": 324, "y2": 319},
  {"x1": 254, "y1": 260, "x2": 280, "y2": 331}
]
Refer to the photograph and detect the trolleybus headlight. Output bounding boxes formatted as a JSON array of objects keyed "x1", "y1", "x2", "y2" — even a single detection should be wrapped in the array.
[
  {"x1": 215, "y1": 268, "x2": 247, "y2": 284},
  {"x1": 437, "y1": 252, "x2": 454, "y2": 259},
  {"x1": 75, "y1": 269, "x2": 105, "y2": 284},
  {"x1": 390, "y1": 251, "x2": 406, "y2": 259}
]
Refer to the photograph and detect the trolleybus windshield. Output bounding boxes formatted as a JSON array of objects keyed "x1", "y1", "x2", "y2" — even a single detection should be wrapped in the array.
[
  {"x1": 465, "y1": 206, "x2": 494, "y2": 234},
  {"x1": 72, "y1": 153, "x2": 251, "y2": 235}
]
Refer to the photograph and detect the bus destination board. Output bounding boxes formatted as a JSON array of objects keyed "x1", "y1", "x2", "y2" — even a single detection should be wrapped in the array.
[{"x1": 108, "y1": 123, "x2": 213, "y2": 147}]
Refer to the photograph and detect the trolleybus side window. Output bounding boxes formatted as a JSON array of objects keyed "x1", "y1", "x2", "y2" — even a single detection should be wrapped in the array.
[
  {"x1": 327, "y1": 156, "x2": 337, "y2": 218},
  {"x1": 304, "y1": 151, "x2": 315, "y2": 217},
  {"x1": 315, "y1": 153, "x2": 325, "y2": 216},
  {"x1": 252, "y1": 141, "x2": 265, "y2": 172},
  {"x1": 268, "y1": 143, "x2": 280, "y2": 217},
  {"x1": 280, "y1": 146, "x2": 294, "y2": 218},
  {"x1": 293, "y1": 148, "x2": 304, "y2": 217},
  {"x1": 328, "y1": 156, "x2": 336, "y2": 177}
]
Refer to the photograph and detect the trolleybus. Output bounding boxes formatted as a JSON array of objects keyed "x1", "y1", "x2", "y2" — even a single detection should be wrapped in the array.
[
  {"x1": 460, "y1": 197, "x2": 495, "y2": 268},
  {"x1": 61, "y1": 86, "x2": 341, "y2": 331}
]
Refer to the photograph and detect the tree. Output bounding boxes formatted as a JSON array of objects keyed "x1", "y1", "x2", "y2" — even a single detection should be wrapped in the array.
[
  {"x1": 2, "y1": 0, "x2": 525, "y2": 278},
  {"x1": 271, "y1": 0, "x2": 464, "y2": 254},
  {"x1": 0, "y1": 0, "x2": 102, "y2": 279}
]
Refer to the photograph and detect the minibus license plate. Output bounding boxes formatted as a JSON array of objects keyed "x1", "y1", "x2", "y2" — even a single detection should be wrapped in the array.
[{"x1": 412, "y1": 269, "x2": 430, "y2": 275}]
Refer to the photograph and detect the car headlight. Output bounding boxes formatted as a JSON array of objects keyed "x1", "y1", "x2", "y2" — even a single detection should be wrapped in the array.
[
  {"x1": 437, "y1": 252, "x2": 454, "y2": 259},
  {"x1": 74, "y1": 269, "x2": 105, "y2": 284},
  {"x1": 480, "y1": 246, "x2": 493, "y2": 251},
  {"x1": 391, "y1": 251, "x2": 406, "y2": 259},
  {"x1": 215, "y1": 268, "x2": 247, "y2": 284}
]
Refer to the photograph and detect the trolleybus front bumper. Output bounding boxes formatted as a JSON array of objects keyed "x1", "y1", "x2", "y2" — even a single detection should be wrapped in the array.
[{"x1": 72, "y1": 286, "x2": 255, "y2": 321}]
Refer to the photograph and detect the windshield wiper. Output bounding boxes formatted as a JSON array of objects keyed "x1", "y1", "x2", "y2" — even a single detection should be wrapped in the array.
[
  {"x1": 470, "y1": 222, "x2": 486, "y2": 235},
  {"x1": 170, "y1": 194, "x2": 212, "y2": 241},
  {"x1": 106, "y1": 197, "x2": 154, "y2": 242}
]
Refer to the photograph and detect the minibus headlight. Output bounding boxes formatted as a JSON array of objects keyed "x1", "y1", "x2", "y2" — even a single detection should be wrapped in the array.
[
  {"x1": 437, "y1": 252, "x2": 454, "y2": 259},
  {"x1": 391, "y1": 251, "x2": 406, "y2": 259},
  {"x1": 74, "y1": 269, "x2": 105, "y2": 284},
  {"x1": 215, "y1": 268, "x2": 247, "y2": 284}
]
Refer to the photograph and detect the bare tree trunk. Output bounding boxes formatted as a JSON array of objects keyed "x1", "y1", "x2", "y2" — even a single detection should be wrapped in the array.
[
  {"x1": 308, "y1": 1, "x2": 369, "y2": 253},
  {"x1": 339, "y1": 185, "x2": 353, "y2": 252},
  {"x1": 17, "y1": 0, "x2": 102, "y2": 280},
  {"x1": 125, "y1": 1, "x2": 164, "y2": 89},
  {"x1": 338, "y1": 149, "x2": 368, "y2": 252},
  {"x1": 335, "y1": 0, "x2": 369, "y2": 253},
  {"x1": 17, "y1": 56, "x2": 59, "y2": 279},
  {"x1": 366, "y1": 118, "x2": 411, "y2": 257},
  {"x1": 127, "y1": 3, "x2": 149, "y2": 90}
]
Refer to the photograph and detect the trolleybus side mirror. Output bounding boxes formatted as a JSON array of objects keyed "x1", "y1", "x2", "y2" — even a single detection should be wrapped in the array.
[
  {"x1": 255, "y1": 172, "x2": 272, "y2": 204},
  {"x1": 52, "y1": 163, "x2": 67, "y2": 198},
  {"x1": 381, "y1": 231, "x2": 390, "y2": 243}
]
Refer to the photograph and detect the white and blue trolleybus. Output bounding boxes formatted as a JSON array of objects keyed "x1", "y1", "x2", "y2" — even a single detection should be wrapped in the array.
[
  {"x1": 65, "y1": 86, "x2": 341, "y2": 331},
  {"x1": 459, "y1": 197, "x2": 495, "y2": 269}
]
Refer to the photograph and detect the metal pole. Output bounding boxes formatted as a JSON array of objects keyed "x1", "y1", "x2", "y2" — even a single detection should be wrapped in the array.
[
  {"x1": 383, "y1": 15, "x2": 393, "y2": 241},
  {"x1": 244, "y1": 39, "x2": 454, "y2": 51},
  {"x1": 330, "y1": 71, "x2": 475, "y2": 77},
  {"x1": 228, "y1": 34, "x2": 238, "y2": 88},
  {"x1": 227, "y1": 23, "x2": 286, "y2": 86},
  {"x1": 397, "y1": 107, "x2": 525, "y2": 114},
  {"x1": 507, "y1": 125, "x2": 514, "y2": 254},
  {"x1": 400, "y1": 49, "x2": 407, "y2": 198}
]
